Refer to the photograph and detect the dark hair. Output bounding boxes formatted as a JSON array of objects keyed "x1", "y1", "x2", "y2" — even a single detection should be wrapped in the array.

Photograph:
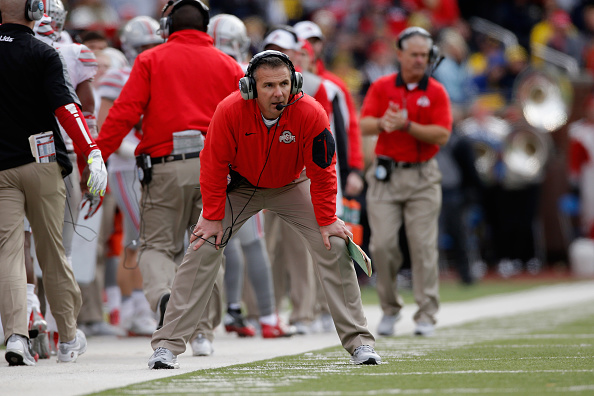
[
  {"x1": 251, "y1": 56, "x2": 290, "y2": 79},
  {"x1": 171, "y1": 4, "x2": 207, "y2": 33}
]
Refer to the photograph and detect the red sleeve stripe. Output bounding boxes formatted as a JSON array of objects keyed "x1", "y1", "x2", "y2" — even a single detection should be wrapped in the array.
[{"x1": 65, "y1": 103, "x2": 93, "y2": 145}]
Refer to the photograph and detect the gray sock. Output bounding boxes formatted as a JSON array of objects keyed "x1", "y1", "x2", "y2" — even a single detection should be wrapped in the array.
[
  {"x1": 244, "y1": 239, "x2": 275, "y2": 316},
  {"x1": 223, "y1": 238, "x2": 244, "y2": 305}
]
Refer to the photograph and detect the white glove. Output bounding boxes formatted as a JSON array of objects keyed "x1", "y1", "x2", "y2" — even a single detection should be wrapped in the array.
[{"x1": 87, "y1": 149, "x2": 108, "y2": 196}]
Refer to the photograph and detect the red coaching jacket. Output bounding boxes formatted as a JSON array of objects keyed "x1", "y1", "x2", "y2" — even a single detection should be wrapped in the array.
[
  {"x1": 200, "y1": 91, "x2": 338, "y2": 226},
  {"x1": 96, "y1": 30, "x2": 244, "y2": 160}
]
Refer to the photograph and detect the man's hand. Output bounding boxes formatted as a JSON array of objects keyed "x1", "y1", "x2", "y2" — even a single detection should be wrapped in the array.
[
  {"x1": 319, "y1": 218, "x2": 353, "y2": 250},
  {"x1": 379, "y1": 101, "x2": 408, "y2": 133},
  {"x1": 81, "y1": 193, "x2": 103, "y2": 219},
  {"x1": 81, "y1": 165, "x2": 90, "y2": 194},
  {"x1": 344, "y1": 172, "x2": 364, "y2": 197},
  {"x1": 87, "y1": 149, "x2": 108, "y2": 196},
  {"x1": 190, "y1": 217, "x2": 224, "y2": 250}
]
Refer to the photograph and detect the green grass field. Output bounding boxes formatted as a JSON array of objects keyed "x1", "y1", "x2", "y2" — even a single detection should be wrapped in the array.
[
  {"x1": 90, "y1": 279, "x2": 594, "y2": 396},
  {"x1": 359, "y1": 277, "x2": 570, "y2": 306}
]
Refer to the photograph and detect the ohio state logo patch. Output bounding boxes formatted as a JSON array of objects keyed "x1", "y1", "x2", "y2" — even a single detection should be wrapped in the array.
[
  {"x1": 279, "y1": 130, "x2": 296, "y2": 144},
  {"x1": 417, "y1": 96, "x2": 430, "y2": 107}
]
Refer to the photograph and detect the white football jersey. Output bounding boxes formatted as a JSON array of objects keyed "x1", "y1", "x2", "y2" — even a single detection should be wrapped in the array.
[{"x1": 98, "y1": 66, "x2": 140, "y2": 172}]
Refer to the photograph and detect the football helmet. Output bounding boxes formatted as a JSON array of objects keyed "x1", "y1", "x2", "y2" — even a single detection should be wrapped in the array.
[
  {"x1": 207, "y1": 14, "x2": 250, "y2": 62},
  {"x1": 120, "y1": 16, "x2": 164, "y2": 64},
  {"x1": 43, "y1": 0, "x2": 67, "y2": 35}
]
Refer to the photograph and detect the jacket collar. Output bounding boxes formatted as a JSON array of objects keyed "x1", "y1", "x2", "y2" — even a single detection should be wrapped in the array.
[
  {"x1": 395, "y1": 72, "x2": 429, "y2": 91},
  {"x1": 168, "y1": 29, "x2": 213, "y2": 46},
  {"x1": 0, "y1": 23, "x2": 34, "y2": 35}
]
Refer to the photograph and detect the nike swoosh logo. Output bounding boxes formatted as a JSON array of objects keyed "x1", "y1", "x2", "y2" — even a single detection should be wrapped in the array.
[{"x1": 245, "y1": 132, "x2": 256, "y2": 136}]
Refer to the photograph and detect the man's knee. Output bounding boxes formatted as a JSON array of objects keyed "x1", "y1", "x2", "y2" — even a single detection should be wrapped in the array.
[{"x1": 370, "y1": 228, "x2": 398, "y2": 249}]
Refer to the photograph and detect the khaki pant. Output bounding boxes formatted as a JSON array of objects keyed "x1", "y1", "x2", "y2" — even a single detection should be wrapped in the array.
[
  {"x1": 152, "y1": 173, "x2": 374, "y2": 355},
  {"x1": 264, "y1": 211, "x2": 316, "y2": 324},
  {"x1": 0, "y1": 162, "x2": 81, "y2": 343},
  {"x1": 192, "y1": 265, "x2": 224, "y2": 343},
  {"x1": 138, "y1": 157, "x2": 203, "y2": 311},
  {"x1": 366, "y1": 159, "x2": 442, "y2": 324}
]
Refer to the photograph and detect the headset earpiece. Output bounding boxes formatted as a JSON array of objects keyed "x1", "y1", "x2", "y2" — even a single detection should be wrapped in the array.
[
  {"x1": 429, "y1": 44, "x2": 439, "y2": 64},
  {"x1": 159, "y1": 13, "x2": 171, "y2": 39},
  {"x1": 25, "y1": 0, "x2": 44, "y2": 21},
  {"x1": 240, "y1": 50, "x2": 302, "y2": 100},
  {"x1": 239, "y1": 75, "x2": 256, "y2": 100},
  {"x1": 159, "y1": 0, "x2": 209, "y2": 39},
  {"x1": 292, "y1": 71, "x2": 303, "y2": 96}
]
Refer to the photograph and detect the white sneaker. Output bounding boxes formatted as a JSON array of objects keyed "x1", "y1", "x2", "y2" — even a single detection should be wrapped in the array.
[
  {"x1": 377, "y1": 312, "x2": 401, "y2": 336},
  {"x1": 414, "y1": 322, "x2": 435, "y2": 337},
  {"x1": 320, "y1": 313, "x2": 335, "y2": 333},
  {"x1": 119, "y1": 299, "x2": 135, "y2": 333},
  {"x1": 130, "y1": 313, "x2": 157, "y2": 337},
  {"x1": 129, "y1": 294, "x2": 157, "y2": 336},
  {"x1": 5, "y1": 334, "x2": 37, "y2": 366},
  {"x1": 148, "y1": 347, "x2": 180, "y2": 369},
  {"x1": 80, "y1": 321, "x2": 127, "y2": 337},
  {"x1": 57, "y1": 329, "x2": 87, "y2": 363},
  {"x1": 351, "y1": 345, "x2": 381, "y2": 365},
  {"x1": 293, "y1": 322, "x2": 310, "y2": 335},
  {"x1": 191, "y1": 334, "x2": 213, "y2": 356}
]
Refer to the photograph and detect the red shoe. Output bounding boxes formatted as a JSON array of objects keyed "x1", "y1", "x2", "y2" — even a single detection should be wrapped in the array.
[
  {"x1": 224, "y1": 309, "x2": 256, "y2": 337},
  {"x1": 109, "y1": 308, "x2": 120, "y2": 326},
  {"x1": 260, "y1": 319, "x2": 296, "y2": 339}
]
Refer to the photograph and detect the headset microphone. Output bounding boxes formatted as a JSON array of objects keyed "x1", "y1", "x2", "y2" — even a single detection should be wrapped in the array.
[{"x1": 276, "y1": 92, "x2": 305, "y2": 111}]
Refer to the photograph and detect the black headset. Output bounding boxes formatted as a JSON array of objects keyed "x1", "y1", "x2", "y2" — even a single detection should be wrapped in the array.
[
  {"x1": 239, "y1": 50, "x2": 303, "y2": 100},
  {"x1": 397, "y1": 26, "x2": 439, "y2": 64},
  {"x1": 159, "y1": 0, "x2": 210, "y2": 39},
  {"x1": 25, "y1": 0, "x2": 44, "y2": 21}
]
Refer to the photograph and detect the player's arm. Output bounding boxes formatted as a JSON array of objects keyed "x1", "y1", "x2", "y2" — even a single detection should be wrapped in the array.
[{"x1": 76, "y1": 79, "x2": 97, "y2": 138}]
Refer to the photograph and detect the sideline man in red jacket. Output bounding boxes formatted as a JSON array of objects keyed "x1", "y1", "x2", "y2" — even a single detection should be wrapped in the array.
[
  {"x1": 149, "y1": 50, "x2": 381, "y2": 369},
  {"x1": 360, "y1": 27, "x2": 452, "y2": 338},
  {"x1": 95, "y1": 0, "x2": 244, "y2": 339}
]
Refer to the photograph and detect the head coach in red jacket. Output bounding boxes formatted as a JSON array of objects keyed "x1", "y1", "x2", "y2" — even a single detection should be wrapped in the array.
[
  {"x1": 148, "y1": 50, "x2": 382, "y2": 369},
  {"x1": 360, "y1": 27, "x2": 452, "y2": 338},
  {"x1": 95, "y1": 0, "x2": 244, "y2": 334}
]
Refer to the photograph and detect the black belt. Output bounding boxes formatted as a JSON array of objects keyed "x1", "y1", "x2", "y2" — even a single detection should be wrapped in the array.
[
  {"x1": 151, "y1": 151, "x2": 200, "y2": 164},
  {"x1": 393, "y1": 160, "x2": 426, "y2": 169},
  {"x1": 378, "y1": 157, "x2": 427, "y2": 169}
]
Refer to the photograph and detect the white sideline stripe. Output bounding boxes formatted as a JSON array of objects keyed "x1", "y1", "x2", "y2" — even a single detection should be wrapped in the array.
[
  {"x1": 392, "y1": 356, "x2": 591, "y2": 361},
  {"x1": 365, "y1": 369, "x2": 594, "y2": 375},
  {"x1": 299, "y1": 385, "x2": 594, "y2": 394},
  {"x1": 477, "y1": 344, "x2": 593, "y2": 348}
]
